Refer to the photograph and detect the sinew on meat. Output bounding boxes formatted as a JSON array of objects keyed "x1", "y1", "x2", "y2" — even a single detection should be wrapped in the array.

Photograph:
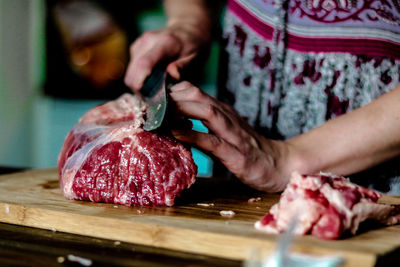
[
  {"x1": 58, "y1": 93, "x2": 197, "y2": 206},
  {"x1": 255, "y1": 172, "x2": 400, "y2": 240}
]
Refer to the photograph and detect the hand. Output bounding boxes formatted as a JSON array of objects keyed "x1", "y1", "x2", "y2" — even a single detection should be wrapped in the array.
[
  {"x1": 169, "y1": 82, "x2": 292, "y2": 192},
  {"x1": 124, "y1": 25, "x2": 210, "y2": 92}
]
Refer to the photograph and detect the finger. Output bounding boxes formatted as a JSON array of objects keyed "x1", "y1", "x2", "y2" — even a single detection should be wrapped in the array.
[
  {"x1": 172, "y1": 129, "x2": 247, "y2": 177},
  {"x1": 166, "y1": 62, "x2": 181, "y2": 81},
  {"x1": 169, "y1": 81, "x2": 197, "y2": 93},
  {"x1": 124, "y1": 37, "x2": 148, "y2": 91},
  {"x1": 173, "y1": 100, "x2": 247, "y2": 146},
  {"x1": 172, "y1": 96, "x2": 259, "y2": 152},
  {"x1": 125, "y1": 33, "x2": 183, "y2": 91},
  {"x1": 166, "y1": 53, "x2": 197, "y2": 81},
  {"x1": 169, "y1": 82, "x2": 210, "y2": 107},
  {"x1": 124, "y1": 61, "x2": 141, "y2": 92},
  {"x1": 170, "y1": 85, "x2": 258, "y2": 147}
]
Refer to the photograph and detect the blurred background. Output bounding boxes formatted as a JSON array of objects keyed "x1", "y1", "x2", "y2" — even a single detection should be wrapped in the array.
[{"x1": 0, "y1": 0, "x2": 222, "y2": 176}]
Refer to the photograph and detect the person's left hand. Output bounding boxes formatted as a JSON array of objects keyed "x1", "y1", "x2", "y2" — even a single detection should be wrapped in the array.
[{"x1": 169, "y1": 82, "x2": 291, "y2": 192}]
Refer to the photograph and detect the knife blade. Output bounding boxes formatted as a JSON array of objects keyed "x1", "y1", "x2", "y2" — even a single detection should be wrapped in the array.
[{"x1": 140, "y1": 66, "x2": 168, "y2": 131}]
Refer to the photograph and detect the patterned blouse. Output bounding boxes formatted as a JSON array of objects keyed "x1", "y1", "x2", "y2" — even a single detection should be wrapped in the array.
[{"x1": 219, "y1": 0, "x2": 400, "y2": 194}]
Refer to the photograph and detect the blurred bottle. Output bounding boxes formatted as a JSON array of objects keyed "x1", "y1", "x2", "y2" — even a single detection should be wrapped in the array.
[{"x1": 53, "y1": 0, "x2": 127, "y2": 90}]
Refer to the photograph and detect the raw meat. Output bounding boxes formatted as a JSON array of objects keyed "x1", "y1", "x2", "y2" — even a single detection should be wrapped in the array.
[
  {"x1": 58, "y1": 93, "x2": 197, "y2": 206},
  {"x1": 255, "y1": 172, "x2": 400, "y2": 240}
]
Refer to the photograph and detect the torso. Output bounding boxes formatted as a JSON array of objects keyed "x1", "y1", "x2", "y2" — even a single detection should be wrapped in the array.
[{"x1": 220, "y1": 0, "x2": 400, "y2": 193}]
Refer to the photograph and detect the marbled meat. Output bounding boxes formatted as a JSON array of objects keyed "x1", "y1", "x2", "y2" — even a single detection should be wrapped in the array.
[
  {"x1": 58, "y1": 94, "x2": 197, "y2": 206},
  {"x1": 255, "y1": 172, "x2": 400, "y2": 240}
]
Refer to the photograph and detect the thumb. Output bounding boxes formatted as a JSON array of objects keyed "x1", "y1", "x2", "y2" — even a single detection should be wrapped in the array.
[
  {"x1": 166, "y1": 54, "x2": 197, "y2": 82},
  {"x1": 166, "y1": 62, "x2": 181, "y2": 81}
]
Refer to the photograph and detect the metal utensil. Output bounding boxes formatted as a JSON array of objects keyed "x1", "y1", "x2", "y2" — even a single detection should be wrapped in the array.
[
  {"x1": 140, "y1": 66, "x2": 168, "y2": 131},
  {"x1": 274, "y1": 215, "x2": 298, "y2": 267}
]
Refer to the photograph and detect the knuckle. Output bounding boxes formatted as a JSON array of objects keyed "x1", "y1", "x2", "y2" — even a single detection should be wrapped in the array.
[
  {"x1": 204, "y1": 104, "x2": 218, "y2": 120},
  {"x1": 188, "y1": 86, "x2": 204, "y2": 100},
  {"x1": 130, "y1": 37, "x2": 144, "y2": 53},
  {"x1": 136, "y1": 57, "x2": 152, "y2": 70},
  {"x1": 179, "y1": 81, "x2": 193, "y2": 88},
  {"x1": 171, "y1": 81, "x2": 193, "y2": 92},
  {"x1": 235, "y1": 159, "x2": 246, "y2": 177},
  {"x1": 160, "y1": 33, "x2": 178, "y2": 44},
  {"x1": 248, "y1": 136, "x2": 259, "y2": 149},
  {"x1": 208, "y1": 134, "x2": 223, "y2": 150}
]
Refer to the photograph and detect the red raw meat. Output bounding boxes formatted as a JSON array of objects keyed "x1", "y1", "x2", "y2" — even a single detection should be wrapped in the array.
[
  {"x1": 58, "y1": 94, "x2": 197, "y2": 206},
  {"x1": 255, "y1": 172, "x2": 400, "y2": 240}
]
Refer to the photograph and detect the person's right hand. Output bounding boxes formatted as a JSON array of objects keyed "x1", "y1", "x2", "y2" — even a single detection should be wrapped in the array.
[{"x1": 124, "y1": 25, "x2": 210, "y2": 92}]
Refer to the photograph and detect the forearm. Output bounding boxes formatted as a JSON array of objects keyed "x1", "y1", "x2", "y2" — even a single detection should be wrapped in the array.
[
  {"x1": 285, "y1": 85, "x2": 400, "y2": 177},
  {"x1": 164, "y1": 0, "x2": 213, "y2": 44}
]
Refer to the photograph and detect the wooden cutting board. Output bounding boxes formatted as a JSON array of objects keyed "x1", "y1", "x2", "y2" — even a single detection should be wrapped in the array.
[{"x1": 0, "y1": 168, "x2": 399, "y2": 266}]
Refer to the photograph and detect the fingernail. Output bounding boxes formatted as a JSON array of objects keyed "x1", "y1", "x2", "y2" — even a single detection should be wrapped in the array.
[{"x1": 167, "y1": 64, "x2": 180, "y2": 81}]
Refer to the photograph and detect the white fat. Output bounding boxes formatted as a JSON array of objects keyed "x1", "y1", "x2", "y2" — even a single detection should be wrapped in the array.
[
  {"x1": 248, "y1": 197, "x2": 262, "y2": 203},
  {"x1": 320, "y1": 184, "x2": 354, "y2": 229},
  {"x1": 350, "y1": 200, "x2": 397, "y2": 233},
  {"x1": 220, "y1": 210, "x2": 236, "y2": 218},
  {"x1": 197, "y1": 203, "x2": 215, "y2": 207},
  {"x1": 79, "y1": 93, "x2": 146, "y2": 126}
]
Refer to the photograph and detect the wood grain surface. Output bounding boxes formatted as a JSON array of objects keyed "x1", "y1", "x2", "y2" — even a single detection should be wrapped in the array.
[{"x1": 0, "y1": 168, "x2": 399, "y2": 267}]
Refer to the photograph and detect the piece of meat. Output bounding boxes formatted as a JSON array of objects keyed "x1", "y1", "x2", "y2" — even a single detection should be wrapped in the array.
[
  {"x1": 58, "y1": 93, "x2": 197, "y2": 206},
  {"x1": 255, "y1": 172, "x2": 400, "y2": 240}
]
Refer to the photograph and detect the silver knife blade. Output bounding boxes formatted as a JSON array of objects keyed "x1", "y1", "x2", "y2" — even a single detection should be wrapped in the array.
[{"x1": 140, "y1": 66, "x2": 167, "y2": 131}]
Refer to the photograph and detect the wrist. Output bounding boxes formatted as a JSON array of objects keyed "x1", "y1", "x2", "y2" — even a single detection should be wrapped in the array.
[
  {"x1": 283, "y1": 139, "x2": 314, "y2": 177},
  {"x1": 166, "y1": 19, "x2": 211, "y2": 46},
  {"x1": 254, "y1": 138, "x2": 292, "y2": 192},
  {"x1": 270, "y1": 140, "x2": 293, "y2": 189},
  {"x1": 261, "y1": 138, "x2": 313, "y2": 191}
]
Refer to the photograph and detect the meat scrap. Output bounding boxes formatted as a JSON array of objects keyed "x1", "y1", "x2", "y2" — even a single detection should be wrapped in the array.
[
  {"x1": 220, "y1": 210, "x2": 236, "y2": 218},
  {"x1": 248, "y1": 197, "x2": 262, "y2": 203},
  {"x1": 58, "y1": 94, "x2": 197, "y2": 206},
  {"x1": 255, "y1": 172, "x2": 400, "y2": 240},
  {"x1": 197, "y1": 203, "x2": 215, "y2": 207}
]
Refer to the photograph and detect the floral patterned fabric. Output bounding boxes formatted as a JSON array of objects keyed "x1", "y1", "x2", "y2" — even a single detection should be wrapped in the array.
[{"x1": 219, "y1": 0, "x2": 400, "y2": 194}]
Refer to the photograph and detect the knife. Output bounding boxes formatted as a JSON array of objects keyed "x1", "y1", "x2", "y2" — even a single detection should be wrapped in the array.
[{"x1": 140, "y1": 66, "x2": 168, "y2": 131}]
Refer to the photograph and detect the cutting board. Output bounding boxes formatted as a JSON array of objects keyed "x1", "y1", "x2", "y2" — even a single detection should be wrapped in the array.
[{"x1": 0, "y1": 169, "x2": 400, "y2": 266}]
